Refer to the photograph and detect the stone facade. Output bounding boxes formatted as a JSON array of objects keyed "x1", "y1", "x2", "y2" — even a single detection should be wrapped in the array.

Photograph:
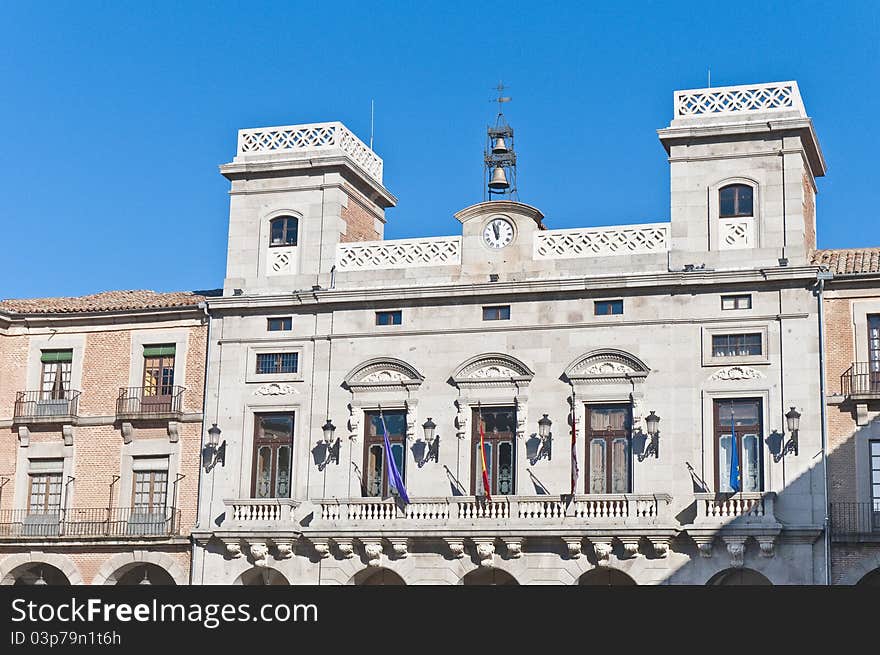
[
  {"x1": 191, "y1": 81, "x2": 833, "y2": 585},
  {"x1": 0, "y1": 291, "x2": 208, "y2": 585}
]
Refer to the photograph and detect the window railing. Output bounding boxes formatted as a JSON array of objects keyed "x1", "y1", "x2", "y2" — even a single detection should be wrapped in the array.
[
  {"x1": 116, "y1": 386, "x2": 185, "y2": 419},
  {"x1": 840, "y1": 363, "x2": 880, "y2": 398},
  {"x1": 13, "y1": 390, "x2": 80, "y2": 422},
  {"x1": 0, "y1": 507, "x2": 181, "y2": 538},
  {"x1": 830, "y1": 502, "x2": 880, "y2": 540}
]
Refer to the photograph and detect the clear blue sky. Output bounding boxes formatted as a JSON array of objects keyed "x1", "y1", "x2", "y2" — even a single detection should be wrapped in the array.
[{"x1": 1, "y1": 1, "x2": 877, "y2": 299}]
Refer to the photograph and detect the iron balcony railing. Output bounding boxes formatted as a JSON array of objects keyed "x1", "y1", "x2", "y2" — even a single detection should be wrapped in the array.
[
  {"x1": 116, "y1": 386, "x2": 185, "y2": 419},
  {"x1": 830, "y1": 502, "x2": 880, "y2": 540},
  {"x1": 13, "y1": 390, "x2": 81, "y2": 422},
  {"x1": 840, "y1": 362, "x2": 880, "y2": 398},
  {"x1": 0, "y1": 507, "x2": 181, "y2": 538}
]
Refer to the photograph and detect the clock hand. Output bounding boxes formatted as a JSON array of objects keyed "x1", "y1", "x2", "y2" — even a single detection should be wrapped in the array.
[{"x1": 492, "y1": 222, "x2": 499, "y2": 240}]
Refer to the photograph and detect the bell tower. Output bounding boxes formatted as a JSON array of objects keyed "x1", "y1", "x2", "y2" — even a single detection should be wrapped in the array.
[{"x1": 484, "y1": 82, "x2": 518, "y2": 200}]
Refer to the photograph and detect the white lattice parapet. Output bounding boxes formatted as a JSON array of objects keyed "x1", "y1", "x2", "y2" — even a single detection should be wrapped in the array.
[
  {"x1": 336, "y1": 236, "x2": 461, "y2": 271},
  {"x1": 236, "y1": 121, "x2": 383, "y2": 183},
  {"x1": 533, "y1": 223, "x2": 669, "y2": 260},
  {"x1": 674, "y1": 81, "x2": 805, "y2": 119}
]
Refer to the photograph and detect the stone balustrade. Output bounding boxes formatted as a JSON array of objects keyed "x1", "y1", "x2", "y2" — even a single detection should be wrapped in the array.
[
  {"x1": 223, "y1": 498, "x2": 300, "y2": 527},
  {"x1": 533, "y1": 223, "x2": 670, "y2": 260},
  {"x1": 236, "y1": 121, "x2": 383, "y2": 183},
  {"x1": 693, "y1": 492, "x2": 777, "y2": 525},
  {"x1": 315, "y1": 493, "x2": 672, "y2": 527},
  {"x1": 335, "y1": 236, "x2": 462, "y2": 271},
  {"x1": 674, "y1": 81, "x2": 805, "y2": 118}
]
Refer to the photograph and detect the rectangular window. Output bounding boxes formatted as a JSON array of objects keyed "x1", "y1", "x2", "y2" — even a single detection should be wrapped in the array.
[
  {"x1": 132, "y1": 470, "x2": 168, "y2": 514},
  {"x1": 252, "y1": 413, "x2": 294, "y2": 498},
  {"x1": 375, "y1": 311, "x2": 402, "y2": 326},
  {"x1": 714, "y1": 398, "x2": 763, "y2": 493},
  {"x1": 40, "y1": 349, "x2": 72, "y2": 400},
  {"x1": 256, "y1": 352, "x2": 299, "y2": 375},
  {"x1": 143, "y1": 345, "x2": 175, "y2": 399},
  {"x1": 267, "y1": 317, "x2": 293, "y2": 332},
  {"x1": 721, "y1": 294, "x2": 752, "y2": 310},
  {"x1": 482, "y1": 305, "x2": 510, "y2": 321},
  {"x1": 28, "y1": 466, "x2": 62, "y2": 515},
  {"x1": 869, "y1": 316, "x2": 880, "y2": 392},
  {"x1": 594, "y1": 300, "x2": 623, "y2": 316},
  {"x1": 585, "y1": 405, "x2": 631, "y2": 493},
  {"x1": 471, "y1": 407, "x2": 516, "y2": 496},
  {"x1": 363, "y1": 409, "x2": 407, "y2": 498},
  {"x1": 711, "y1": 333, "x2": 762, "y2": 357}
]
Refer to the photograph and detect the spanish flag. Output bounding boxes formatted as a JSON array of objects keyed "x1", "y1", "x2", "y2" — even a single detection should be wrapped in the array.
[{"x1": 479, "y1": 414, "x2": 492, "y2": 501}]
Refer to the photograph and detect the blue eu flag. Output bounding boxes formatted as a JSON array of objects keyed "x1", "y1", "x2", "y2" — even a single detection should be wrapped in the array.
[
  {"x1": 729, "y1": 412, "x2": 741, "y2": 493},
  {"x1": 380, "y1": 411, "x2": 410, "y2": 504}
]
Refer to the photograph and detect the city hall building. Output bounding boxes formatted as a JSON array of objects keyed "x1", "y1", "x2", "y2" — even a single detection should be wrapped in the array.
[{"x1": 190, "y1": 80, "x2": 833, "y2": 585}]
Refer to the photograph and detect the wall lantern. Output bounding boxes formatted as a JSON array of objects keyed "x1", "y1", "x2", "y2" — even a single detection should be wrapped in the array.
[
  {"x1": 774, "y1": 406, "x2": 801, "y2": 462},
  {"x1": 416, "y1": 417, "x2": 440, "y2": 467},
  {"x1": 203, "y1": 423, "x2": 226, "y2": 472},
  {"x1": 638, "y1": 411, "x2": 661, "y2": 461},
  {"x1": 534, "y1": 414, "x2": 553, "y2": 462},
  {"x1": 320, "y1": 419, "x2": 340, "y2": 470}
]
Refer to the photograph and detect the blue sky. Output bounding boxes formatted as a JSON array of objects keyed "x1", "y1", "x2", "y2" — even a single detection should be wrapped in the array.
[{"x1": 1, "y1": 1, "x2": 877, "y2": 299}]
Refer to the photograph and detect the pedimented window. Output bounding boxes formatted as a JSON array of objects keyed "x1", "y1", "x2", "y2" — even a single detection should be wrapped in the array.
[
  {"x1": 343, "y1": 358, "x2": 424, "y2": 393},
  {"x1": 564, "y1": 349, "x2": 649, "y2": 385},
  {"x1": 451, "y1": 353, "x2": 534, "y2": 391}
]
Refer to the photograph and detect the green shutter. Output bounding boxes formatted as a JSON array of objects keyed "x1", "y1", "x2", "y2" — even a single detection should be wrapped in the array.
[
  {"x1": 143, "y1": 344, "x2": 176, "y2": 357},
  {"x1": 40, "y1": 349, "x2": 73, "y2": 363}
]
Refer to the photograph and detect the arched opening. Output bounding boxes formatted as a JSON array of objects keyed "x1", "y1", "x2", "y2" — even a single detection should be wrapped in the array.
[
  {"x1": 719, "y1": 184, "x2": 754, "y2": 218},
  {"x1": 237, "y1": 567, "x2": 289, "y2": 586},
  {"x1": 462, "y1": 568, "x2": 518, "y2": 586},
  {"x1": 269, "y1": 216, "x2": 298, "y2": 247},
  {"x1": 114, "y1": 563, "x2": 176, "y2": 586},
  {"x1": 707, "y1": 568, "x2": 772, "y2": 585},
  {"x1": 578, "y1": 568, "x2": 637, "y2": 585},
  {"x1": 856, "y1": 568, "x2": 880, "y2": 586},
  {"x1": 11, "y1": 563, "x2": 70, "y2": 586},
  {"x1": 352, "y1": 568, "x2": 406, "y2": 585}
]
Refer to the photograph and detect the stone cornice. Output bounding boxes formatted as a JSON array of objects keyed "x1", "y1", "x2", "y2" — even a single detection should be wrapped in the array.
[{"x1": 208, "y1": 266, "x2": 823, "y2": 312}]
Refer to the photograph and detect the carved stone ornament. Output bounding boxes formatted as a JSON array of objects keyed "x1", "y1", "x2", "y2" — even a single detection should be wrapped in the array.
[
  {"x1": 17, "y1": 425, "x2": 30, "y2": 447},
  {"x1": 651, "y1": 539, "x2": 670, "y2": 558},
  {"x1": 709, "y1": 366, "x2": 765, "y2": 381},
  {"x1": 695, "y1": 538, "x2": 715, "y2": 558},
  {"x1": 565, "y1": 349, "x2": 650, "y2": 384},
  {"x1": 584, "y1": 361, "x2": 633, "y2": 376},
  {"x1": 275, "y1": 542, "x2": 294, "y2": 560},
  {"x1": 563, "y1": 537, "x2": 583, "y2": 559},
  {"x1": 166, "y1": 421, "x2": 179, "y2": 443},
  {"x1": 620, "y1": 540, "x2": 641, "y2": 559},
  {"x1": 254, "y1": 383, "x2": 300, "y2": 396},
  {"x1": 389, "y1": 539, "x2": 409, "y2": 559},
  {"x1": 225, "y1": 541, "x2": 242, "y2": 559},
  {"x1": 592, "y1": 540, "x2": 613, "y2": 565},
  {"x1": 503, "y1": 538, "x2": 523, "y2": 559},
  {"x1": 475, "y1": 541, "x2": 496, "y2": 567},
  {"x1": 248, "y1": 542, "x2": 270, "y2": 567},
  {"x1": 121, "y1": 422, "x2": 133, "y2": 444},
  {"x1": 758, "y1": 538, "x2": 776, "y2": 558},
  {"x1": 362, "y1": 370, "x2": 408, "y2": 383},
  {"x1": 310, "y1": 539, "x2": 330, "y2": 559},
  {"x1": 344, "y1": 358, "x2": 424, "y2": 393},
  {"x1": 334, "y1": 539, "x2": 355, "y2": 559},
  {"x1": 364, "y1": 542, "x2": 383, "y2": 567},
  {"x1": 724, "y1": 538, "x2": 746, "y2": 568},
  {"x1": 445, "y1": 539, "x2": 466, "y2": 559}
]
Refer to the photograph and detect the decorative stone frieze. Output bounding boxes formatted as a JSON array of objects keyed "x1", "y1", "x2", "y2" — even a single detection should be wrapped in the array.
[
  {"x1": 363, "y1": 542, "x2": 383, "y2": 567},
  {"x1": 248, "y1": 542, "x2": 270, "y2": 567},
  {"x1": 474, "y1": 541, "x2": 496, "y2": 567}
]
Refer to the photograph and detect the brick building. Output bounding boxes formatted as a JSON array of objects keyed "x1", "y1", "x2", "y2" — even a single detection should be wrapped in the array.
[
  {"x1": 814, "y1": 248, "x2": 880, "y2": 584},
  {"x1": 0, "y1": 290, "x2": 210, "y2": 585}
]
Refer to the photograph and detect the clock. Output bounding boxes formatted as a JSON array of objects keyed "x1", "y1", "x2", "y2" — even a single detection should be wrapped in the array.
[{"x1": 482, "y1": 217, "x2": 515, "y2": 249}]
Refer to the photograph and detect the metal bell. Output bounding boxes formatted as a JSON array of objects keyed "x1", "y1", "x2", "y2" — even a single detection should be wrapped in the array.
[
  {"x1": 488, "y1": 166, "x2": 509, "y2": 190},
  {"x1": 491, "y1": 137, "x2": 508, "y2": 154}
]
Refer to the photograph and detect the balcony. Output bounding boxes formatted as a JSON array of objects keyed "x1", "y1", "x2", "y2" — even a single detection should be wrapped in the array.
[
  {"x1": 0, "y1": 507, "x2": 181, "y2": 540},
  {"x1": 13, "y1": 390, "x2": 80, "y2": 424},
  {"x1": 830, "y1": 502, "x2": 880, "y2": 542},
  {"x1": 841, "y1": 362, "x2": 880, "y2": 400},
  {"x1": 684, "y1": 492, "x2": 783, "y2": 562},
  {"x1": 116, "y1": 386, "x2": 185, "y2": 420}
]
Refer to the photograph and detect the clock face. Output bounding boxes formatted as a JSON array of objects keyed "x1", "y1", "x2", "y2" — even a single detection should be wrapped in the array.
[{"x1": 482, "y1": 218, "x2": 515, "y2": 249}]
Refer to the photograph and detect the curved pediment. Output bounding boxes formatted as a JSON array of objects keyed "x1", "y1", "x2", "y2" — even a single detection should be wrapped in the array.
[
  {"x1": 343, "y1": 358, "x2": 424, "y2": 392},
  {"x1": 451, "y1": 353, "x2": 534, "y2": 389},
  {"x1": 564, "y1": 349, "x2": 650, "y2": 384}
]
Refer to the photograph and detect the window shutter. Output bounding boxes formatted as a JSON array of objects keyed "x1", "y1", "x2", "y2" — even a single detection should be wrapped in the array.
[
  {"x1": 40, "y1": 349, "x2": 73, "y2": 363},
  {"x1": 143, "y1": 344, "x2": 176, "y2": 357}
]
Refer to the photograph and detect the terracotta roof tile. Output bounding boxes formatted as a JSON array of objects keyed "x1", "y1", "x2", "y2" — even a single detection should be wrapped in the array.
[
  {"x1": 0, "y1": 289, "x2": 220, "y2": 315},
  {"x1": 810, "y1": 248, "x2": 880, "y2": 275}
]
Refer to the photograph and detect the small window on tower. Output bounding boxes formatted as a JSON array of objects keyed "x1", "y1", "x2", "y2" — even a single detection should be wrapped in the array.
[
  {"x1": 376, "y1": 311, "x2": 402, "y2": 326},
  {"x1": 719, "y1": 185, "x2": 753, "y2": 218},
  {"x1": 269, "y1": 217, "x2": 298, "y2": 247},
  {"x1": 594, "y1": 300, "x2": 623, "y2": 316}
]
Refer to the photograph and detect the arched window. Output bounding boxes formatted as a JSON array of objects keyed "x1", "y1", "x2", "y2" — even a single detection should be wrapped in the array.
[
  {"x1": 269, "y1": 216, "x2": 298, "y2": 247},
  {"x1": 719, "y1": 184, "x2": 753, "y2": 218}
]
